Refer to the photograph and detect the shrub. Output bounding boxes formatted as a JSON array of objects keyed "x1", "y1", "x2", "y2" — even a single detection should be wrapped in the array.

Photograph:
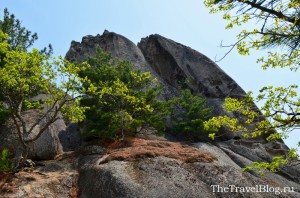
[
  {"x1": 81, "y1": 47, "x2": 170, "y2": 139},
  {"x1": 0, "y1": 102, "x2": 9, "y2": 125},
  {"x1": 171, "y1": 89, "x2": 212, "y2": 139},
  {"x1": 0, "y1": 148, "x2": 14, "y2": 172}
]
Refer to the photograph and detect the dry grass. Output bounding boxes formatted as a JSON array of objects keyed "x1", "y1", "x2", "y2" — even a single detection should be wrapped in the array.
[
  {"x1": 69, "y1": 185, "x2": 80, "y2": 198},
  {"x1": 0, "y1": 172, "x2": 16, "y2": 193},
  {"x1": 0, "y1": 156, "x2": 79, "y2": 197},
  {"x1": 101, "y1": 138, "x2": 217, "y2": 164}
]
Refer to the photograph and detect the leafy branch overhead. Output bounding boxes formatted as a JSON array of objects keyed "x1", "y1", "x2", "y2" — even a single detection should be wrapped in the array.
[
  {"x1": 205, "y1": 0, "x2": 300, "y2": 70},
  {"x1": 204, "y1": 0, "x2": 300, "y2": 173},
  {"x1": 204, "y1": 0, "x2": 300, "y2": 142}
]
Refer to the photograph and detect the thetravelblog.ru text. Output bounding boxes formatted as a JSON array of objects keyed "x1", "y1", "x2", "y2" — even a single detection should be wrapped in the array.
[{"x1": 211, "y1": 185, "x2": 294, "y2": 195}]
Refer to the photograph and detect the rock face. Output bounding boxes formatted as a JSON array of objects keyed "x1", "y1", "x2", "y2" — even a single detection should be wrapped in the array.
[
  {"x1": 66, "y1": 31, "x2": 249, "y2": 137},
  {"x1": 64, "y1": 31, "x2": 300, "y2": 198},
  {"x1": 66, "y1": 31, "x2": 179, "y2": 101},
  {"x1": 138, "y1": 35, "x2": 250, "y2": 117},
  {"x1": 78, "y1": 144, "x2": 299, "y2": 198},
  {"x1": 77, "y1": 138, "x2": 300, "y2": 198},
  {"x1": 0, "y1": 109, "x2": 64, "y2": 160},
  {"x1": 138, "y1": 34, "x2": 244, "y2": 99},
  {"x1": 66, "y1": 31, "x2": 246, "y2": 109},
  {"x1": 0, "y1": 93, "x2": 81, "y2": 160},
  {"x1": 59, "y1": 123, "x2": 81, "y2": 151}
]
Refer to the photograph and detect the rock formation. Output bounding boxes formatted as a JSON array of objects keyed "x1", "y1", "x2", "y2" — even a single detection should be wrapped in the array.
[
  {"x1": 0, "y1": 109, "x2": 65, "y2": 160},
  {"x1": 66, "y1": 31, "x2": 254, "y2": 139},
  {"x1": 1, "y1": 31, "x2": 299, "y2": 198},
  {"x1": 78, "y1": 139, "x2": 299, "y2": 198},
  {"x1": 138, "y1": 34, "x2": 245, "y2": 99},
  {"x1": 64, "y1": 31, "x2": 300, "y2": 198},
  {"x1": 0, "y1": 93, "x2": 80, "y2": 160}
]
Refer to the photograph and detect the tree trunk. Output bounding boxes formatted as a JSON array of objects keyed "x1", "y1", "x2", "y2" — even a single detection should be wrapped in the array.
[{"x1": 13, "y1": 143, "x2": 29, "y2": 171}]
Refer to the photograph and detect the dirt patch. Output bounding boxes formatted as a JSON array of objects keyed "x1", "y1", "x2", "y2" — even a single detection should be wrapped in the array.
[
  {"x1": 69, "y1": 184, "x2": 80, "y2": 198},
  {"x1": 100, "y1": 138, "x2": 217, "y2": 164},
  {"x1": 0, "y1": 155, "x2": 79, "y2": 198},
  {"x1": 0, "y1": 172, "x2": 15, "y2": 193}
]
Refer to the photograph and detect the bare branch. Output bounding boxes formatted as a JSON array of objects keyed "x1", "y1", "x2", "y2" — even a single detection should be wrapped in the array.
[{"x1": 215, "y1": 38, "x2": 244, "y2": 62}]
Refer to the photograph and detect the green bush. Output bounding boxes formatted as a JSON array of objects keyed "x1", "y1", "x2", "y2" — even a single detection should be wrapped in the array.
[
  {"x1": 0, "y1": 148, "x2": 14, "y2": 172},
  {"x1": 0, "y1": 102, "x2": 9, "y2": 125},
  {"x1": 171, "y1": 89, "x2": 212, "y2": 138},
  {"x1": 81, "y1": 47, "x2": 170, "y2": 140}
]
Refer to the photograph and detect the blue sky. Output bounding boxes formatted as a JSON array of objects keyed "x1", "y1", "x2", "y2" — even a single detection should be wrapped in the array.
[{"x1": 1, "y1": 0, "x2": 299, "y2": 150}]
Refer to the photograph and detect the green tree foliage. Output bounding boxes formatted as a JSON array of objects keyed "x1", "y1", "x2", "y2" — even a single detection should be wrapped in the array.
[
  {"x1": 0, "y1": 8, "x2": 37, "y2": 51},
  {"x1": 0, "y1": 148, "x2": 14, "y2": 172},
  {"x1": 171, "y1": 89, "x2": 212, "y2": 139},
  {"x1": 205, "y1": 0, "x2": 300, "y2": 63},
  {"x1": 243, "y1": 148, "x2": 298, "y2": 176},
  {"x1": 0, "y1": 101, "x2": 9, "y2": 125},
  {"x1": 204, "y1": 0, "x2": 300, "y2": 173},
  {"x1": 0, "y1": 30, "x2": 89, "y2": 164},
  {"x1": 0, "y1": 8, "x2": 52, "y2": 123},
  {"x1": 81, "y1": 47, "x2": 170, "y2": 139}
]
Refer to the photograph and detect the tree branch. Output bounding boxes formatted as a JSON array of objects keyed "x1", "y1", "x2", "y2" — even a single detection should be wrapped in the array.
[
  {"x1": 239, "y1": 0, "x2": 298, "y2": 25},
  {"x1": 215, "y1": 37, "x2": 246, "y2": 62},
  {"x1": 25, "y1": 90, "x2": 78, "y2": 143}
]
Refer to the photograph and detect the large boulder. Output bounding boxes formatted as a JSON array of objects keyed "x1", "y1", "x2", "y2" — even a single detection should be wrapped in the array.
[
  {"x1": 59, "y1": 123, "x2": 81, "y2": 151},
  {"x1": 77, "y1": 139, "x2": 300, "y2": 198},
  {"x1": 0, "y1": 109, "x2": 64, "y2": 160},
  {"x1": 0, "y1": 93, "x2": 77, "y2": 160}
]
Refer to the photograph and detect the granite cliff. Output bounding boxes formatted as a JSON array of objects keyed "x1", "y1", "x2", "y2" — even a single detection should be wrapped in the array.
[
  {"x1": 65, "y1": 31, "x2": 300, "y2": 198},
  {"x1": 1, "y1": 31, "x2": 299, "y2": 198}
]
